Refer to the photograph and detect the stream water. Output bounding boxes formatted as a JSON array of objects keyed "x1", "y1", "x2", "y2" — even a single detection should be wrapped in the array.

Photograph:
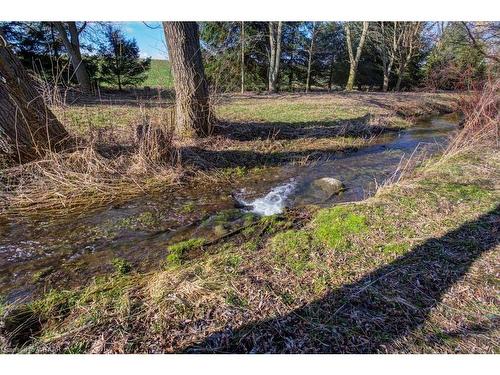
[{"x1": 0, "y1": 114, "x2": 458, "y2": 303}]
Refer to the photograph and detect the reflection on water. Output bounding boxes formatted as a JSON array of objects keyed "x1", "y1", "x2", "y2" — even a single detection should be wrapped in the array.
[{"x1": 0, "y1": 114, "x2": 457, "y2": 302}]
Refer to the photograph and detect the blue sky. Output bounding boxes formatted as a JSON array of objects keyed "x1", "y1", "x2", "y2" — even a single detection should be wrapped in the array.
[{"x1": 121, "y1": 22, "x2": 167, "y2": 60}]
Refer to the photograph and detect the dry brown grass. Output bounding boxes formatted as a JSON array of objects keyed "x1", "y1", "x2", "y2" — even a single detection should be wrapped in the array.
[
  {"x1": 0, "y1": 103, "x2": 182, "y2": 217},
  {"x1": 446, "y1": 79, "x2": 499, "y2": 155}
]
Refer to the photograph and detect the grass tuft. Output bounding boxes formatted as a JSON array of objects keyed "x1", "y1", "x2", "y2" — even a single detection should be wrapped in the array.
[{"x1": 166, "y1": 238, "x2": 206, "y2": 266}]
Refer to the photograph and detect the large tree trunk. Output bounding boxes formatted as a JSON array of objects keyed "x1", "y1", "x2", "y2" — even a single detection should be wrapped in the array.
[
  {"x1": 345, "y1": 22, "x2": 369, "y2": 91},
  {"x1": 305, "y1": 22, "x2": 316, "y2": 93},
  {"x1": 54, "y1": 22, "x2": 92, "y2": 94},
  {"x1": 268, "y1": 21, "x2": 282, "y2": 93},
  {"x1": 0, "y1": 34, "x2": 70, "y2": 163},
  {"x1": 163, "y1": 22, "x2": 212, "y2": 137}
]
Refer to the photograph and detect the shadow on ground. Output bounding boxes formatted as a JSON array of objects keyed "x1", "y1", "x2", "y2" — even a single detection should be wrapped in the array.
[
  {"x1": 65, "y1": 88, "x2": 175, "y2": 107},
  {"x1": 175, "y1": 114, "x2": 401, "y2": 169},
  {"x1": 185, "y1": 205, "x2": 499, "y2": 353},
  {"x1": 212, "y1": 114, "x2": 400, "y2": 142}
]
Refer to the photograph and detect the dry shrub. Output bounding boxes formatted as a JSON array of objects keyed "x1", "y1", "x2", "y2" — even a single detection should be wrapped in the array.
[
  {"x1": 446, "y1": 78, "x2": 499, "y2": 155},
  {"x1": 133, "y1": 108, "x2": 178, "y2": 168},
  {"x1": 0, "y1": 107, "x2": 180, "y2": 216}
]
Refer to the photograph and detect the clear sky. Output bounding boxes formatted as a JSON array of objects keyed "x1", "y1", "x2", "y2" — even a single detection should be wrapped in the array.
[{"x1": 121, "y1": 22, "x2": 167, "y2": 60}]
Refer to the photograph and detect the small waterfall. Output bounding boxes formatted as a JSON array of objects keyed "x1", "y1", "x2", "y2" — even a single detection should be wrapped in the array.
[{"x1": 236, "y1": 180, "x2": 297, "y2": 216}]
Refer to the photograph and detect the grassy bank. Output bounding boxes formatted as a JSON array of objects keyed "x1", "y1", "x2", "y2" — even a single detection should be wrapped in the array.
[
  {"x1": 1, "y1": 139, "x2": 498, "y2": 352},
  {"x1": 0, "y1": 92, "x2": 456, "y2": 217}
]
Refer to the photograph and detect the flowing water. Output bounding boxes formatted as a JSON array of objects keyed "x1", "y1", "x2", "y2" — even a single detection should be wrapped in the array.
[{"x1": 0, "y1": 114, "x2": 458, "y2": 303}]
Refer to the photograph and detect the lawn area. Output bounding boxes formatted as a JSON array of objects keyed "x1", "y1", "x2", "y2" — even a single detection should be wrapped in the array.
[{"x1": 142, "y1": 59, "x2": 173, "y2": 88}]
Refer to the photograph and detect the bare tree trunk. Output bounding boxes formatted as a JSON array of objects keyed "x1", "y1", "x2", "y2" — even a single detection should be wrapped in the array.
[
  {"x1": 163, "y1": 22, "x2": 212, "y2": 137},
  {"x1": 240, "y1": 21, "x2": 245, "y2": 94},
  {"x1": 0, "y1": 34, "x2": 70, "y2": 163},
  {"x1": 54, "y1": 22, "x2": 92, "y2": 94},
  {"x1": 268, "y1": 21, "x2": 282, "y2": 93},
  {"x1": 288, "y1": 25, "x2": 297, "y2": 91},
  {"x1": 305, "y1": 22, "x2": 316, "y2": 93},
  {"x1": 394, "y1": 22, "x2": 422, "y2": 91},
  {"x1": 395, "y1": 68, "x2": 404, "y2": 91},
  {"x1": 345, "y1": 22, "x2": 369, "y2": 91},
  {"x1": 328, "y1": 57, "x2": 335, "y2": 92}
]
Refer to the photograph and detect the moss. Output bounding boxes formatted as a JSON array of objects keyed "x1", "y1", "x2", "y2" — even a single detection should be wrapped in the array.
[
  {"x1": 270, "y1": 230, "x2": 312, "y2": 273},
  {"x1": 111, "y1": 258, "x2": 132, "y2": 275},
  {"x1": 260, "y1": 214, "x2": 292, "y2": 234},
  {"x1": 166, "y1": 238, "x2": 206, "y2": 266},
  {"x1": 312, "y1": 206, "x2": 367, "y2": 250},
  {"x1": 209, "y1": 209, "x2": 242, "y2": 225},
  {"x1": 382, "y1": 242, "x2": 409, "y2": 255},
  {"x1": 242, "y1": 212, "x2": 258, "y2": 226}
]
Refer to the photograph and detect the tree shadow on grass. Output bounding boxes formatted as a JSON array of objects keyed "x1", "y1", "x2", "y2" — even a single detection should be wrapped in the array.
[
  {"x1": 178, "y1": 146, "x2": 360, "y2": 170},
  {"x1": 185, "y1": 204, "x2": 499, "y2": 353},
  {"x1": 213, "y1": 114, "x2": 401, "y2": 142},
  {"x1": 65, "y1": 88, "x2": 175, "y2": 107},
  {"x1": 175, "y1": 114, "x2": 402, "y2": 169}
]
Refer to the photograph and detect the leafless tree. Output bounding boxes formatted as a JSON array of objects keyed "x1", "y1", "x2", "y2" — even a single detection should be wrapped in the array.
[
  {"x1": 461, "y1": 22, "x2": 500, "y2": 63},
  {"x1": 305, "y1": 22, "x2": 317, "y2": 93},
  {"x1": 372, "y1": 22, "x2": 403, "y2": 91},
  {"x1": 241, "y1": 21, "x2": 245, "y2": 94},
  {"x1": 394, "y1": 22, "x2": 424, "y2": 91},
  {"x1": 345, "y1": 21, "x2": 369, "y2": 91},
  {"x1": 53, "y1": 22, "x2": 92, "y2": 94},
  {"x1": 268, "y1": 21, "x2": 283, "y2": 93}
]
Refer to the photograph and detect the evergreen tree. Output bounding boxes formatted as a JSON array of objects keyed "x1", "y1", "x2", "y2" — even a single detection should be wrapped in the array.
[{"x1": 98, "y1": 25, "x2": 151, "y2": 90}]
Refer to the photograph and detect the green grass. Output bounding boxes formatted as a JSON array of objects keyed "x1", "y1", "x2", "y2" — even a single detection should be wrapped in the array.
[
  {"x1": 111, "y1": 258, "x2": 132, "y2": 275},
  {"x1": 270, "y1": 230, "x2": 312, "y2": 273},
  {"x1": 142, "y1": 59, "x2": 173, "y2": 88},
  {"x1": 312, "y1": 206, "x2": 367, "y2": 250},
  {"x1": 217, "y1": 101, "x2": 369, "y2": 124}
]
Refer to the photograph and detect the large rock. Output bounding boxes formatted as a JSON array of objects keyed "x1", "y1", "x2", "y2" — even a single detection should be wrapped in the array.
[
  {"x1": 312, "y1": 177, "x2": 344, "y2": 196},
  {"x1": 299, "y1": 177, "x2": 345, "y2": 203}
]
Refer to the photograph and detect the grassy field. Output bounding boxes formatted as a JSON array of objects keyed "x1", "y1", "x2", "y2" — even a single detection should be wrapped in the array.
[{"x1": 142, "y1": 59, "x2": 173, "y2": 88}]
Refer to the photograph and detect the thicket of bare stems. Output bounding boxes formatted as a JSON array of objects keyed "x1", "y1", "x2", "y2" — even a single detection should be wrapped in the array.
[
  {"x1": 0, "y1": 101, "x2": 180, "y2": 216},
  {"x1": 445, "y1": 78, "x2": 499, "y2": 155}
]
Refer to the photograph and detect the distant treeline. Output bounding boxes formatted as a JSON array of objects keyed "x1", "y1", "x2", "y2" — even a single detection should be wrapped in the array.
[{"x1": 0, "y1": 21, "x2": 497, "y2": 92}]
